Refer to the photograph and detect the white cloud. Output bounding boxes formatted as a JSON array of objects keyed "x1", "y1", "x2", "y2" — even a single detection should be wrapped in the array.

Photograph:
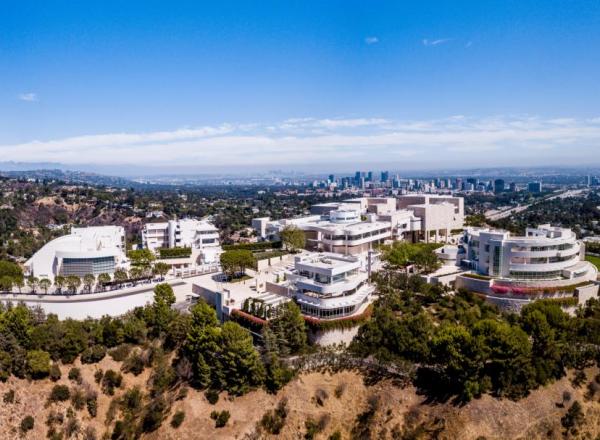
[
  {"x1": 422, "y1": 38, "x2": 451, "y2": 46},
  {"x1": 18, "y1": 93, "x2": 38, "y2": 102},
  {"x1": 365, "y1": 36, "x2": 379, "y2": 45},
  {"x1": 1, "y1": 115, "x2": 600, "y2": 167}
]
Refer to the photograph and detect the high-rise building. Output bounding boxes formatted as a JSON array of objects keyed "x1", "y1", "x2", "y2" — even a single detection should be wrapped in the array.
[
  {"x1": 494, "y1": 179, "x2": 505, "y2": 194},
  {"x1": 381, "y1": 171, "x2": 389, "y2": 182},
  {"x1": 509, "y1": 182, "x2": 517, "y2": 192},
  {"x1": 328, "y1": 174, "x2": 335, "y2": 183},
  {"x1": 467, "y1": 177, "x2": 478, "y2": 186},
  {"x1": 367, "y1": 171, "x2": 373, "y2": 182},
  {"x1": 527, "y1": 181, "x2": 543, "y2": 193}
]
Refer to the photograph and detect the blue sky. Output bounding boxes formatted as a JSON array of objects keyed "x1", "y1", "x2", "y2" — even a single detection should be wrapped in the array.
[{"x1": 2, "y1": 1, "x2": 600, "y2": 171}]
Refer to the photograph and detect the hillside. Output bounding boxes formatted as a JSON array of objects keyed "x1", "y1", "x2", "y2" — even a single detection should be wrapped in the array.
[{"x1": 1, "y1": 360, "x2": 599, "y2": 440}]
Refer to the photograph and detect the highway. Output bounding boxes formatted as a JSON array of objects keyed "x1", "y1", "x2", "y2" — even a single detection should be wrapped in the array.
[{"x1": 485, "y1": 189, "x2": 589, "y2": 221}]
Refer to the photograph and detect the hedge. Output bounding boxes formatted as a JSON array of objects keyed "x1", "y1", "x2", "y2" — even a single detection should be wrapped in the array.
[
  {"x1": 222, "y1": 241, "x2": 282, "y2": 251},
  {"x1": 158, "y1": 247, "x2": 192, "y2": 259},
  {"x1": 461, "y1": 273, "x2": 492, "y2": 281},
  {"x1": 538, "y1": 297, "x2": 578, "y2": 307},
  {"x1": 230, "y1": 309, "x2": 268, "y2": 333}
]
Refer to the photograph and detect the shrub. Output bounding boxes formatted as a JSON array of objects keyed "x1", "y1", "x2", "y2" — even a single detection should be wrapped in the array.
[
  {"x1": 86, "y1": 392, "x2": 98, "y2": 418},
  {"x1": 101, "y1": 370, "x2": 123, "y2": 396},
  {"x1": 314, "y1": 388, "x2": 328, "y2": 406},
  {"x1": 334, "y1": 383, "x2": 346, "y2": 399},
  {"x1": 27, "y1": 349, "x2": 51, "y2": 379},
  {"x1": 105, "y1": 399, "x2": 118, "y2": 426},
  {"x1": 210, "y1": 410, "x2": 231, "y2": 428},
  {"x1": 111, "y1": 421, "x2": 125, "y2": 439},
  {"x1": 3, "y1": 389, "x2": 15, "y2": 404},
  {"x1": 141, "y1": 396, "x2": 167, "y2": 433},
  {"x1": 351, "y1": 395, "x2": 379, "y2": 440},
  {"x1": 108, "y1": 344, "x2": 132, "y2": 362},
  {"x1": 68, "y1": 367, "x2": 81, "y2": 383},
  {"x1": 94, "y1": 369, "x2": 103, "y2": 384},
  {"x1": 46, "y1": 410, "x2": 64, "y2": 427},
  {"x1": 205, "y1": 389, "x2": 219, "y2": 405},
  {"x1": 308, "y1": 415, "x2": 330, "y2": 439},
  {"x1": 20, "y1": 415, "x2": 34, "y2": 433},
  {"x1": 120, "y1": 387, "x2": 143, "y2": 414},
  {"x1": 561, "y1": 401, "x2": 584, "y2": 436},
  {"x1": 49, "y1": 363, "x2": 62, "y2": 382},
  {"x1": 83, "y1": 426, "x2": 97, "y2": 440},
  {"x1": 572, "y1": 370, "x2": 587, "y2": 388},
  {"x1": 71, "y1": 387, "x2": 86, "y2": 410},
  {"x1": 328, "y1": 431, "x2": 342, "y2": 440},
  {"x1": 176, "y1": 387, "x2": 188, "y2": 401},
  {"x1": 260, "y1": 398, "x2": 288, "y2": 435},
  {"x1": 49, "y1": 384, "x2": 70, "y2": 402},
  {"x1": 80, "y1": 345, "x2": 106, "y2": 364},
  {"x1": 171, "y1": 410, "x2": 185, "y2": 428},
  {"x1": 64, "y1": 415, "x2": 80, "y2": 437},
  {"x1": 122, "y1": 352, "x2": 145, "y2": 376},
  {"x1": 47, "y1": 427, "x2": 62, "y2": 440}
]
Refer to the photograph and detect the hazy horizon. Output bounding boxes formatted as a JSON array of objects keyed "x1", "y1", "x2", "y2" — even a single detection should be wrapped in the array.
[{"x1": 3, "y1": 1, "x2": 600, "y2": 170}]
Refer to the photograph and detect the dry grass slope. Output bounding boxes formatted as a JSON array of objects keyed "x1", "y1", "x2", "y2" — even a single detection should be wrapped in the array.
[{"x1": 1, "y1": 363, "x2": 599, "y2": 440}]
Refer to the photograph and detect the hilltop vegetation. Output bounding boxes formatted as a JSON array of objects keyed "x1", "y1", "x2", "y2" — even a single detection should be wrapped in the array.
[
  {"x1": 0, "y1": 176, "x2": 338, "y2": 260},
  {"x1": 352, "y1": 272, "x2": 600, "y2": 402},
  {"x1": 0, "y1": 281, "x2": 313, "y2": 439}
]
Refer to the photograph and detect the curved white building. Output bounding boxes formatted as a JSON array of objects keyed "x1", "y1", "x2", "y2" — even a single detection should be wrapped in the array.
[
  {"x1": 461, "y1": 225, "x2": 593, "y2": 280},
  {"x1": 456, "y1": 224, "x2": 598, "y2": 309},
  {"x1": 284, "y1": 252, "x2": 374, "y2": 319},
  {"x1": 25, "y1": 226, "x2": 127, "y2": 281}
]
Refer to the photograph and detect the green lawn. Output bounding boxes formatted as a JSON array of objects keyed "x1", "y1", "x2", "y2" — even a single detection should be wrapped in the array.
[{"x1": 585, "y1": 254, "x2": 600, "y2": 270}]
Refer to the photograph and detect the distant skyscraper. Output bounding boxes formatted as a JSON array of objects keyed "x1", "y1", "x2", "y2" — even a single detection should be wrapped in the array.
[
  {"x1": 354, "y1": 171, "x2": 361, "y2": 185},
  {"x1": 367, "y1": 171, "x2": 373, "y2": 182},
  {"x1": 527, "y1": 181, "x2": 543, "y2": 193},
  {"x1": 509, "y1": 182, "x2": 517, "y2": 192},
  {"x1": 494, "y1": 179, "x2": 505, "y2": 194},
  {"x1": 381, "y1": 171, "x2": 389, "y2": 182},
  {"x1": 328, "y1": 174, "x2": 335, "y2": 183}
]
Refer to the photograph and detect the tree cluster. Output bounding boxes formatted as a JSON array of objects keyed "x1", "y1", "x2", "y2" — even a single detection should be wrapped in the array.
[{"x1": 351, "y1": 271, "x2": 600, "y2": 401}]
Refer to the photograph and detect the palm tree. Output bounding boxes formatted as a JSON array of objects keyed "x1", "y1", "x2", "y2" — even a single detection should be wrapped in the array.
[
  {"x1": 83, "y1": 274, "x2": 96, "y2": 293},
  {"x1": 98, "y1": 273, "x2": 111, "y2": 291},
  {"x1": 27, "y1": 276, "x2": 39, "y2": 294},
  {"x1": 54, "y1": 275, "x2": 66, "y2": 294},
  {"x1": 39, "y1": 278, "x2": 51, "y2": 294}
]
